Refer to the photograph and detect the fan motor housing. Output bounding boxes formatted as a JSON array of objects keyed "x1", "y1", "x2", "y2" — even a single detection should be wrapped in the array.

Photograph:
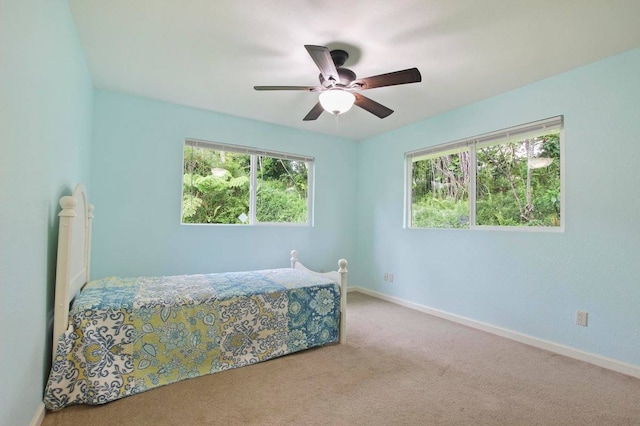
[
  {"x1": 320, "y1": 68, "x2": 356, "y2": 88},
  {"x1": 317, "y1": 49, "x2": 356, "y2": 88}
]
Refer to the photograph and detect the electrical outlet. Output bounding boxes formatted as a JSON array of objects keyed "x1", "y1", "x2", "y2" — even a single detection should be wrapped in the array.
[
  {"x1": 388, "y1": 273, "x2": 394, "y2": 283},
  {"x1": 384, "y1": 273, "x2": 388, "y2": 281},
  {"x1": 576, "y1": 310, "x2": 588, "y2": 327}
]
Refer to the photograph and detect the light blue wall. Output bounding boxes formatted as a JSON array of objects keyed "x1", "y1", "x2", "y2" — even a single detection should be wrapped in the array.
[
  {"x1": 0, "y1": 1, "x2": 93, "y2": 425},
  {"x1": 356, "y1": 48, "x2": 640, "y2": 367},
  {"x1": 1, "y1": 5, "x2": 637, "y2": 420},
  {"x1": 90, "y1": 90, "x2": 359, "y2": 283}
]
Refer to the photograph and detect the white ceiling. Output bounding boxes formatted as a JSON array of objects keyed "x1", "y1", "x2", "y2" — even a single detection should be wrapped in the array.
[{"x1": 68, "y1": 0, "x2": 640, "y2": 141}]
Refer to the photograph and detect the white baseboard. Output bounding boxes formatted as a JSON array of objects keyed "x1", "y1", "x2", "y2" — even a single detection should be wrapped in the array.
[
  {"x1": 30, "y1": 402, "x2": 45, "y2": 426},
  {"x1": 350, "y1": 287, "x2": 640, "y2": 379}
]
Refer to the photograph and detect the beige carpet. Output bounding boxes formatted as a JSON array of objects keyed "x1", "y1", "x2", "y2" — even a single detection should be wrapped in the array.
[{"x1": 43, "y1": 292, "x2": 640, "y2": 425}]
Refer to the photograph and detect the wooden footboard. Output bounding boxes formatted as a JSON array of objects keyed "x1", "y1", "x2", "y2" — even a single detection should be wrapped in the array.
[{"x1": 290, "y1": 250, "x2": 347, "y2": 344}]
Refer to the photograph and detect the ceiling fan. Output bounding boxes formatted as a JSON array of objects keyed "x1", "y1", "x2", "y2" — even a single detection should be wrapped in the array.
[{"x1": 254, "y1": 45, "x2": 422, "y2": 121}]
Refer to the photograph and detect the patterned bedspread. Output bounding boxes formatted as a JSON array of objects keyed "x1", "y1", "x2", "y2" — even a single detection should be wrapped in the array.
[{"x1": 44, "y1": 268, "x2": 340, "y2": 410}]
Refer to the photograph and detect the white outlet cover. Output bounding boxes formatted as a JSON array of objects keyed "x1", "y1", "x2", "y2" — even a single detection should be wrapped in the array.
[{"x1": 576, "y1": 310, "x2": 588, "y2": 327}]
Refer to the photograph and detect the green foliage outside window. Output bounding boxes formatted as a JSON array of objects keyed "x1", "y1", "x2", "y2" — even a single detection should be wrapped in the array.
[
  {"x1": 412, "y1": 151, "x2": 470, "y2": 228},
  {"x1": 182, "y1": 146, "x2": 309, "y2": 224},
  {"x1": 411, "y1": 132, "x2": 561, "y2": 228},
  {"x1": 476, "y1": 134, "x2": 560, "y2": 226},
  {"x1": 255, "y1": 155, "x2": 308, "y2": 223}
]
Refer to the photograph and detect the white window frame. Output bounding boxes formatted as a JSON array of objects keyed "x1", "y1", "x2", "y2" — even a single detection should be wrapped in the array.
[
  {"x1": 405, "y1": 116, "x2": 564, "y2": 232},
  {"x1": 182, "y1": 138, "x2": 315, "y2": 226}
]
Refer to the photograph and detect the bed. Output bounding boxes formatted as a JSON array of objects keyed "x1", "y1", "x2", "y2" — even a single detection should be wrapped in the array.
[{"x1": 43, "y1": 184, "x2": 347, "y2": 410}]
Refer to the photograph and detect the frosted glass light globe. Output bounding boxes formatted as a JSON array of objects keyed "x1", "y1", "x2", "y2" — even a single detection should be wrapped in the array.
[{"x1": 319, "y1": 89, "x2": 356, "y2": 115}]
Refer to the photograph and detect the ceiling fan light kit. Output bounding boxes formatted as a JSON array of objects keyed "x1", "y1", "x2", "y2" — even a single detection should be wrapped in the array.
[
  {"x1": 319, "y1": 89, "x2": 355, "y2": 115},
  {"x1": 254, "y1": 45, "x2": 422, "y2": 121}
]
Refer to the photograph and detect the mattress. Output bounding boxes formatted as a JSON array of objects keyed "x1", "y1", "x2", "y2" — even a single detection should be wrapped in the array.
[{"x1": 44, "y1": 268, "x2": 340, "y2": 410}]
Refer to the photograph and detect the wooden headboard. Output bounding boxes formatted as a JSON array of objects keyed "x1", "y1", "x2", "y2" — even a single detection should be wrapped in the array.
[{"x1": 52, "y1": 184, "x2": 93, "y2": 358}]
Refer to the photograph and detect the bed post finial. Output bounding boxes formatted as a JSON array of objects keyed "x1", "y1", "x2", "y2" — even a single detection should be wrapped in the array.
[
  {"x1": 59, "y1": 196, "x2": 78, "y2": 217},
  {"x1": 290, "y1": 250, "x2": 298, "y2": 269},
  {"x1": 338, "y1": 258, "x2": 348, "y2": 344}
]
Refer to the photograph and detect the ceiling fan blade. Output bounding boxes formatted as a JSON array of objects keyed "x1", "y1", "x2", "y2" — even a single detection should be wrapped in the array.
[
  {"x1": 354, "y1": 68, "x2": 422, "y2": 90},
  {"x1": 354, "y1": 93, "x2": 394, "y2": 119},
  {"x1": 303, "y1": 102, "x2": 324, "y2": 121},
  {"x1": 304, "y1": 45, "x2": 339, "y2": 84},
  {"x1": 254, "y1": 85, "x2": 318, "y2": 91}
]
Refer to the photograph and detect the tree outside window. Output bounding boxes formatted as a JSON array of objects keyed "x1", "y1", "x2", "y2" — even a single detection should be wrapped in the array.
[
  {"x1": 407, "y1": 117, "x2": 562, "y2": 229},
  {"x1": 182, "y1": 141, "x2": 313, "y2": 225}
]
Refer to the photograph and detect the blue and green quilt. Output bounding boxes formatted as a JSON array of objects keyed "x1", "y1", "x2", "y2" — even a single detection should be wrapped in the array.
[{"x1": 44, "y1": 268, "x2": 340, "y2": 410}]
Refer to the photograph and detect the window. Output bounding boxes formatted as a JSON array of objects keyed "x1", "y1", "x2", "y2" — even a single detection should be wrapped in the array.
[
  {"x1": 182, "y1": 139, "x2": 313, "y2": 225},
  {"x1": 406, "y1": 116, "x2": 563, "y2": 230}
]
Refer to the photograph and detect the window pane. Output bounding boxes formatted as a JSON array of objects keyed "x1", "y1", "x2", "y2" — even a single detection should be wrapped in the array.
[
  {"x1": 182, "y1": 146, "x2": 250, "y2": 224},
  {"x1": 256, "y1": 156, "x2": 309, "y2": 223},
  {"x1": 476, "y1": 133, "x2": 560, "y2": 227},
  {"x1": 411, "y1": 150, "x2": 470, "y2": 228}
]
